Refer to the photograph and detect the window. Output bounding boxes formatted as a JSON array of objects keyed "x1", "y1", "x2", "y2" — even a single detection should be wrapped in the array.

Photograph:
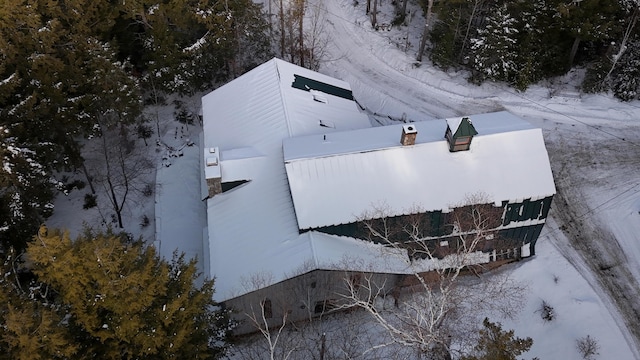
[
  {"x1": 221, "y1": 180, "x2": 249, "y2": 193},
  {"x1": 314, "y1": 299, "x2": 337, "y2": 314},
  {"x1": 262, "y1": 298, "x2": 272, "y2": 319}
]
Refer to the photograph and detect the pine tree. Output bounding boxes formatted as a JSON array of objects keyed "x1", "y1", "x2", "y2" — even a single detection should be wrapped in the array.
[
  {"x1": 1, "y1": 228, "x2": 232, "y2": 359},
  {"x1": 0, "y1": 242, "x2": 78, "y2": 359},
  {"x1": 469, "y1": 4, "x2": 519, "y2": 84},
  {"x1": 0, "y1": 125, "x2": 58, "y2": 252},
  {"x1": 612, "y1": 38, "x2": 640, "y2": 100},
  {"x1": 0, "y1": 0, "x2": 141, "y2": 251},
  {"x1": 555, "y1": 0, "x2": 623, "y2": 68},
  {"x1": 136, "y1": 0, "x2": 271, "y2": 94},
  {"x1": 462, "y1": 318, "x2": 533, "y2": 360},
  {"x1": 511, "y1": 0, "x2": 566, "y2": 90}
]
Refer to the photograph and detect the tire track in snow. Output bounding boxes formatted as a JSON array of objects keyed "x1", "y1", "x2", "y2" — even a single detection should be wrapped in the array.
[
  {"x1": 319, "y1": 0, "x2": 500, "y2": 120},
  {"x1": 545, "y1": 131, "x2": 640, "y2": 354}
]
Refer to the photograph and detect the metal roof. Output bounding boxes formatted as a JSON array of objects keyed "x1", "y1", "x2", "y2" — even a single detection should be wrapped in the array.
[
  {"x1": 201, "y1": 58, "x2": 373, "y2": 301},
  {"x1": 284, "y1": 111, "x2": 556, "y2": 230}
]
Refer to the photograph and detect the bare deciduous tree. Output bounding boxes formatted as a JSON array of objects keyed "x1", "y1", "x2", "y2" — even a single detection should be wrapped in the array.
[
  {"x1": 340, "y1": 195, "x2": 527, "y2": 359},
  {"x1": 576, "y1": 335, "x2": 600, "y2": 360},
  {"x1": 232, "y1": 266, "x2": 401, "y2": 360},
  {"x1": 601, "y1": 3, "x2": 639, "y2": 87},
  {"x1": 271, "y1": 0, "x2": 327, "y2": 69},
  {"x1": 304, "y1": 1, "x2": 329, "y2": 70},
  {"x1": 90, "y1": 122, "x2": 153, "y2": 228},
  {"x1": 416, "y1": 0, "x2": 434, "y2": 62}
]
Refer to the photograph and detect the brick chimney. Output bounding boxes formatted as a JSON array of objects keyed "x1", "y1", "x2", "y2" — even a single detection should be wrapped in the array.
[
  {"x1": 205, "y1": 147, "x2": 222, "y2": 198},
  {"x1": 400, "y1": 124, "x2": 417, "y2": 146}
]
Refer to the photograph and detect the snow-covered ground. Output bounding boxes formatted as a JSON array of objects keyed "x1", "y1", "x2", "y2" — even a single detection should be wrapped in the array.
[{"x1": 48, "y1": 0, "x2": 640, "y2": 358}]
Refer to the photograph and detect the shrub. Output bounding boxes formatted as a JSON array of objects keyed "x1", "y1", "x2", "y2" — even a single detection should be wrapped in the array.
[
  {"x1": 140, "y1": 215, "x2": 150, "y2": 229},
  {"x1": 142, "y1": 183, "x2": 153, "y2": 197},
  {"x1": 83, "y1": 194, "x2": 97, "y2": 209},
  {"x1": 538, "y1": 300, "x2": 555, "y2": 322},
  {"x1": 576, "y1": 335, "x2": 600, "y2": 360}
]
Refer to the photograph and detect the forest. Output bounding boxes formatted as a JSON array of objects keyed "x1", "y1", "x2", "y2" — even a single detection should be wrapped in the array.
[{"x1": 0, "y1": 0, "x2": 639, "y2": 357}]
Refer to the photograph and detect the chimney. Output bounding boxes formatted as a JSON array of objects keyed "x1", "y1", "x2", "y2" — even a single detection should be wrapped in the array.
[
  {"x1": 400, "y1": 124, "x2": 417, "y2": 146},
  {"x1": 205, "y1": 147, "x2": 222, "y2": 197}
]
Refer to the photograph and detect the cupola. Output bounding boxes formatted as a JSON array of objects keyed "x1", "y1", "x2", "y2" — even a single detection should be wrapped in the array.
[{"x1": 445, "y1": 117, "x2": 478, "y2": 152}]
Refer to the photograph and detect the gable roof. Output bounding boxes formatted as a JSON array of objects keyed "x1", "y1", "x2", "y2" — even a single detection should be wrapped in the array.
[
  {"x1": 447, "y1": 116, "x2": 478, "y2": 138},
  {"x1": 283, "y1": 111, "x2": 556, "y2": 231},
  {"x1": 201, "y1": 58, "x2": 372, "y2": 301}
]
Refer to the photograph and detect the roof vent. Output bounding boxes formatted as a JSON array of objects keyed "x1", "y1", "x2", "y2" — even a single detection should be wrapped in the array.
[
  {"x1": 206, "y1": 157, "x2": 218, "y2": 166},
  {"x1": 319, "y1": 120, "x2": 335, "y2": 128},
  {"x1": 401, "y1": 124, "x2": 417, "y2": 146},
  {"x1": 312, "y1": 91, "x2": 328, "y2": 103}
]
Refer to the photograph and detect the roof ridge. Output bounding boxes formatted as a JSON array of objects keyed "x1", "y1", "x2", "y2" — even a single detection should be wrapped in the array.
[
  {"x1": 273, "y1": 59, "x2": 294, "y2": 138},
  {"x1": 307, "y1": 231, "x2": 321, "y2": 268}
]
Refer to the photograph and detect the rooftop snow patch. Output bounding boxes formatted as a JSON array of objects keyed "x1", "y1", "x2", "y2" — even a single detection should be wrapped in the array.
[{"x1": 284, "y1": 111, "x2": 556, "y2": 230}]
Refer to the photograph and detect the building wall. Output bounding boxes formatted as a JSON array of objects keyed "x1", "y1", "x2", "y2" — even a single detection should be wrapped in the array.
[
  {"x1": 224, "y1": 269, "x2": 402, "y2": 336},
  {"x1": 316, "y1": 195, "x2": 554, "y2": 259}
]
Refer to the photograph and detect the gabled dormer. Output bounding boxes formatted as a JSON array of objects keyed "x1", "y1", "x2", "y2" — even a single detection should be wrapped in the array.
[{"x1": 445, "y1": 117, "x2": 478, "y2": 152}]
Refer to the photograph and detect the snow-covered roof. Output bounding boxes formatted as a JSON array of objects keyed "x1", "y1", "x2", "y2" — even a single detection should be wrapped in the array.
[
  {"x1": 446, "y1": 117, "x2": 464, "y2": 134},
  {"x1": 201, "y1": 59, "x2": 555, "y2": 302},
  {"x1": 284, "y1": 111, "x2": 556, "y2": 230},
  {"x1": 201, "y1": 58, "x2": 372, "y2": 301}
]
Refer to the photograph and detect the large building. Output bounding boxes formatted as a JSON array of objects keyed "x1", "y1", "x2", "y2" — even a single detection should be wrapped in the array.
[{"x1": 200, "y1": 58, "x2": 556, "y2": 332}]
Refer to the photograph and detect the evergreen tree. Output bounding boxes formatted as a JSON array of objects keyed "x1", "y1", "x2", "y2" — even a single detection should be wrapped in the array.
[
  {"x1": 134, "y1": 0, "x2": 271, "y2": 94},
  {"x1": 0, "y1": 125, "x2": 58, "y2": 252},
  {"x1": 469, "y1": 4, "x2": 519, "y2": 85},
  {"x1": 462, "y1": 318, "x2": 533, "y2": 360},
  {"x1": 612, "y1": 38, "x2": 640, "y2": 100},
  {"x1": 0, "y1": 0, "x2": 142, "y2": 250},
  {"x1": 555, "y1": 0, "x2": 623, "y2": 68},
  {"x1": 511, "y1": 0, "x2": 568, "y2": 90},
  {"x1": 430, "y1": 0, "x2": 475, "y2": 69},
  {"x1": 0, "y1": 227, "x2": 230, "y2": 359}
]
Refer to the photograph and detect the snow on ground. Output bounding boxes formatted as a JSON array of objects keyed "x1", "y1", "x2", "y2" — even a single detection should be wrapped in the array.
[
  {"x1": 47, "y1": 0, "x2": 640, "y2": 357},
  {"x1": 154, "y1": 136, "x2": 206, "y2": 275},
  {"x1": 502, "y1": 226, "x2": 636, "y2": 359}
]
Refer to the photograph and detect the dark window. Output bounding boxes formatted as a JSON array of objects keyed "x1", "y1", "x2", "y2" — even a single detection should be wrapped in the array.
[
  {"x1": 222, "y1": 180, "x2": 249, "y2": 193},
  {"x1": 314, "y1": 299, "x2": 337, "y2": 314},
  {"x1": 262, "y1": 298, "x2": 272, "y2": 318}
]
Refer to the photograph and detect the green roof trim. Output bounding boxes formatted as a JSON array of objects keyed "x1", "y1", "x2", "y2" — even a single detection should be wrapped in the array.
[
  {"x1": 291, "y1": 74, "x2": 354, "y2": 100},
  {"x1": 452, "y1": 117, "x2": 478, "y2": 138}
]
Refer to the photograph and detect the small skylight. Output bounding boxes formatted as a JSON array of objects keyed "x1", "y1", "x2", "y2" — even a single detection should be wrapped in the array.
[
  {"x1": 206, "y1": 157, "x2": 218, "y2": 166},
  {"x1": 319, "y1": 120, "x2": 335, "y2": 128},
  {"x1": 313, "y1": 93, "x2": 328, "y2": 103}
]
